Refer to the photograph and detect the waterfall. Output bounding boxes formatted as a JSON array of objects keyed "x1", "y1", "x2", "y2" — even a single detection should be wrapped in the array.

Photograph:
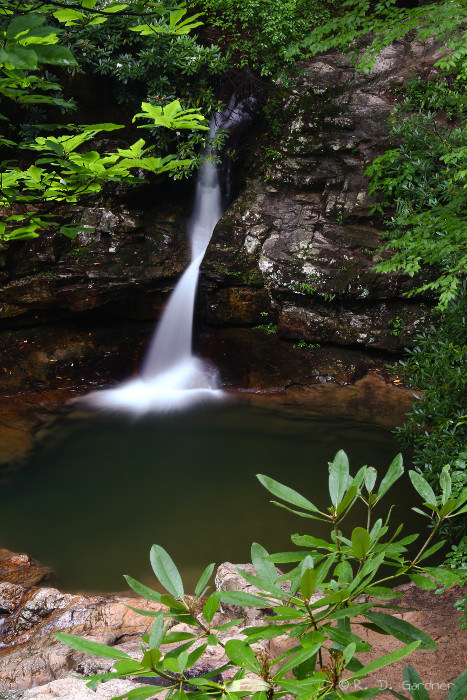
[
  {"x1": 85, "y1": 97, "x2": 252, "y2": 412},
  {"x1": 141, "y1": 115, "x2": 223, "y2": 379}
]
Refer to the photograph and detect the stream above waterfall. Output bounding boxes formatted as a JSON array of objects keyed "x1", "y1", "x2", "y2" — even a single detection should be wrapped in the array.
[{"x1": 0, "y1": 401, "x2": 417, "y2": 593}]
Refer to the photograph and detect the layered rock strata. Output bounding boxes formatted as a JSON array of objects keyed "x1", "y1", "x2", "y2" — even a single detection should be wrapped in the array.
[{"x1": 204, "y1": 38, "x2": 442, "y2": 352}]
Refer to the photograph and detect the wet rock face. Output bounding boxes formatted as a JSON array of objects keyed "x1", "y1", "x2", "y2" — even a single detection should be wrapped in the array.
[
  {"x1": 0, "y1": 192, "x2": 190, "y2": 329},
  {"x1": 197, "y1": 327, "x2": 379, "y2": 390},
  {"x1": 0, "y1": 321, "x2": 151, "y2": 394},
  {"x1": 0, "y1": 549, "x2": 55, "y2": 589},
  {"x1": 0, "y1": 184, "x2": 190, "y2": 394},
  {"x1": 204, "y1": 38, "x2": 441, "y2": 351}
]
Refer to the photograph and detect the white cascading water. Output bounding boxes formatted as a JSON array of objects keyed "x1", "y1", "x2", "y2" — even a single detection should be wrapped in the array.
[{"x1": 85, "y1": 98, "x2": 250, "y2": 412}]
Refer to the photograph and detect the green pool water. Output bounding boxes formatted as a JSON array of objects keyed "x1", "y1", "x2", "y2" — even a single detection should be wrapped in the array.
[{"x1": 0, "y1": 400, "x2": 416, "y2": 593}]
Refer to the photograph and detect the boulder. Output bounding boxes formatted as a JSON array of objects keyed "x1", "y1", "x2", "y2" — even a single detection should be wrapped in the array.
[{"x1": 0, "y1": 677, "x2": 139, "y2": 699}]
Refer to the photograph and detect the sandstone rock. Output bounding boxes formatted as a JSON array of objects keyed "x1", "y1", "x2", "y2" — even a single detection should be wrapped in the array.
[
  {"x1": 13, "y1": 588, "x2": 71, "y2": 634},
  {"x1": 0, "y1": 561, "x2": 269, "y2": 694},
  {"x1": 0, "y1": 677, "x2": 140, "y2": 699},
  {"x1": 278, "y1": 299, "x2": 428, "y2": 351},
  {"x1": 0, "y1": 581, "x2": 163, "y2": 691},
  {"x1": 0, "y1": 583, "x2": 23, "y2": 614},
  {"x1": 215, "y1": 563, "x2": 265, "y2": 625},
  {"x1": 0, "y1": 549, "x2": 55, "y2": 588},
  {"x1": 215, "y1": 562, "x2": 292, "y2": 626},
  {"x1": 0, "y1": 196, "x2": 189, "y2": 329}
]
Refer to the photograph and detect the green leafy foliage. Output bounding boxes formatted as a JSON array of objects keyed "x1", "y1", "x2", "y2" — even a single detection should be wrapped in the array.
[
  {"x1": 0, "y1": 1, "x2": 210, "y2": 241},
  {"x1": 367, "y1": 78, "x2": 467, "y2": 308},
  {"x1": 130, "y1": 6, "x2": 204, "y2": 35},
  {"x1": 404, "y1": 331, "x2": 465, "y2": 448},
  {"x1": 133, "y1": 100, "x2": 209, "y2": 130},
  {"x1": 0, "y1": 11, "x2": 76, "y2": 110},
  {"x1": 286, "y1": 0, "x2": 467, "y2": 77},
  {"x1": 55, "y1": 451, "x2": 465, "y2": 699},
  {"x1": 50, "y1": 0, "x2": 228, "y2": 153},
  {"x1": 390, "y1": 295, "x2": 466, "y2": 559},
  {"x1": 198, "y1": 0, "x2": 337, "y2": 78},
  {"x1": 0, "y1": 105, "x2": 206, "y2": 240}
]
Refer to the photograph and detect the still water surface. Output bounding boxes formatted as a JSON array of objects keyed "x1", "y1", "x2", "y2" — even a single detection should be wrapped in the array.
[{"x1": 0, "y1": 401, "x2": 415, "y2": 593}]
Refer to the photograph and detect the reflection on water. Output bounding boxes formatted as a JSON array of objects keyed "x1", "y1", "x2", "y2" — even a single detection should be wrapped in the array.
[{"x1": 0, "y1": 401, "x2": 415, "y2": 593}]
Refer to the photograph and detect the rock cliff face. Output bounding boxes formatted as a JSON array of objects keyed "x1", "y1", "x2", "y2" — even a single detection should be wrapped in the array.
[
  {"x1": 0, "y1": 38, "x2": 442, "y2": 396},
  {"x1": 203, "y1": 38, "x2": 442, "y2": 353},
  {"x1": 0, "y1": 182, "x2": 190, "y2": 329},
  {"x1": 0, "y1": 184, "x2": 191, "y2": 393}
]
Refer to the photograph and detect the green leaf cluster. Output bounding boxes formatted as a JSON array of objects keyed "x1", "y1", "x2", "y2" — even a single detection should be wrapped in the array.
[
  {"x1": 389, "y1": 302, "x2": 466, "y2": 562},
  {"x1": 55, "y1": 451, "x2": 466, "y2": 700},
  {"x1": 364, "y1": 69, "x2": 466, "y2": 563},
  {"x1": 0, "y1": 11, "x2": 76, "y2": 110},
  {"x1": 55, "y1": 0, "x2": 228, "y2": 118},
  {"x1": 367, "y1": 73, "x2": 467, "y2": 309},
  {"x1": 0, "y1": 1, "x2": 210, "y2": 241},
  {"x1": 198, "y1": 0, "x2": 336, "y2": 78},
  {"x1": 0, "y1": 101, "x2": 207, "y2": 240}
]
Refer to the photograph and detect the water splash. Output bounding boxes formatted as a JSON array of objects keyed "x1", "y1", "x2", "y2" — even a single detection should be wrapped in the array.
[{"x1": 85, "y1": 98, "x2": 251, "y2": 412}]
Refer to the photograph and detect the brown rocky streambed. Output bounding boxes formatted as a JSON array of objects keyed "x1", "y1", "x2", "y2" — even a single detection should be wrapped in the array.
[{"x1": 0, "y1": 550, "x2": 465, "y2": 699}]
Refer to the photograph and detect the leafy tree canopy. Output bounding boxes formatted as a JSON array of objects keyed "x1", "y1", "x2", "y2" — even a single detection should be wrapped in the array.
[
  {"x1": 0, "y1": 0, "x2": 344, "y2": 242},
  {"x1": 0, "y1": 0, "x2": 211, "y2": 241},
  {"x1": 286, "y1": 0, "x2": 467, "y2": 77}
]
